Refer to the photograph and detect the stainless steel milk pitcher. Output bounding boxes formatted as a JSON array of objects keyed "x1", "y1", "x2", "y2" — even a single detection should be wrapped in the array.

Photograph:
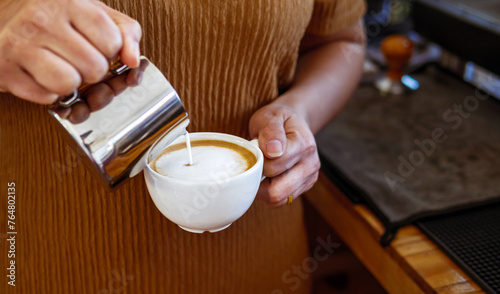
[{"x1": 48, "y1": 57, "x2": 189, "y2": 189}]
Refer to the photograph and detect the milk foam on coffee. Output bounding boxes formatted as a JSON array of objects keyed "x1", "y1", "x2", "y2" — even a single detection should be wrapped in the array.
[{"x1": 153, "y1": 140, "x2": 255, "y2": 182}]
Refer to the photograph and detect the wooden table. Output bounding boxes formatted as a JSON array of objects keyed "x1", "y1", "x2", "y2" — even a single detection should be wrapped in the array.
[{"x1": 304, "y1": 172, "x2": 485, "y2": 294}]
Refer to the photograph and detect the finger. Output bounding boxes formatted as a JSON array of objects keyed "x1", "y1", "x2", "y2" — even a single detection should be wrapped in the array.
[
  {"x1": 257, "y1": 178, "x2": 295, "y2": 209},
  {"x1": 126, "y1": 58, "x2": 148, "y2": 86},
  {"x1": 70, "y1": 1, "x2": 123, "y2": 59},
  {"x1": 126, "y1": 68, "x2": 142, "y2": 86},
  {"x1": 105, "y1": 73, "x2": 128, "y2": 94},
  {"x1": 262, "y1": 139, "x2": 302, "y2": 178},
  {"x1": 258, "y1": 155, "x2": 321, "y2": 207},
  {"x1": 257, "y1": 163, "x2": 306, "y2": 206},
  {"x1": 261, "y1": 171, "x2": 319, "y2": 209},
  {"x1": 43, "y1": 23, "x2": 109, "y2": 84},
  {"x1": 94, "y1": 1, "x2": 142, "y2": 68},
  {"x1": 257, "y1": 114, "x2": 287, "y2": 159},
  {"x1": 263, "y1": 122, "x2": 316, "y2": 177},
  {"x1": 120, "y1": 33, "x2": 141, "y2": 68},
  {"x1": 19, "y1": 48, "x2": 81, "y2": 96},
  {"x1": 68, "y1": 101, "x2": 90, "y2": 124},
  {"x1": 256, "y1": 181, "x2": 290, "y2": 208},
  {"x1": 54, "y1": 106, "x2": 72, "y2": 119},
  {"x1": 83, "y1": 82, "x2": 116, "y2": 112},
  {"x1": 4, "y1": 68, "x2": 58, "y2": 104},
  {"x1": 83, "y1": 63, "x2": 142, "y2": 113}
]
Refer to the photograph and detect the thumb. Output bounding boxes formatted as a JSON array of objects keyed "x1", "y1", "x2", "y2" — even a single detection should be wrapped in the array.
[
  {"x1": 258, "y1": 116, "x2": 287, "y2": 159},
  {"x1": 94, "y1": 1, "x2": 142, "y2": 68},
  {"x1": 116, "y1": 20, "x2": 142, "y2": 68}
]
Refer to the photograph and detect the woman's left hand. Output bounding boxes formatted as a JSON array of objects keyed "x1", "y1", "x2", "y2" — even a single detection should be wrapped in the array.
[{"x1": 249, "y1": 103, "x2": 320, "y2": 208}]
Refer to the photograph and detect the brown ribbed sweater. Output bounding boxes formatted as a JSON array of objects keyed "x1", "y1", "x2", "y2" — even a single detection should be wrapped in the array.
[{"x1": 0, "y1": 0, "x2": 365, "y2": 293}]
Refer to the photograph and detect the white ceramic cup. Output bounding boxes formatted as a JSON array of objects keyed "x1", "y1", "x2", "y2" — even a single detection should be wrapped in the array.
[{"x1": 144, "y1": 132, "x2": 264, "y2": 233}]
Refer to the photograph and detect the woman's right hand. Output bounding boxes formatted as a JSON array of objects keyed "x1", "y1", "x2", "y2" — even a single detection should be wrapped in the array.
[{"x1": 0, "y1": 0, "x2": 142, "y2": 104}]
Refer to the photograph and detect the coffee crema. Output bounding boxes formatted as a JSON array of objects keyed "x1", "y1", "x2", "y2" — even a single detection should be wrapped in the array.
[{"x1": 151, "y1": 139, "x2": 257, "y2": 182}]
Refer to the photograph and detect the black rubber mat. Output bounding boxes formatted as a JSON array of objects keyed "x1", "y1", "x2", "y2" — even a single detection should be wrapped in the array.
[
  {"x1": 315, "y1": 66, "x2": 500, "y2": 246},
  {"x1": 418, "y1": 203, "x2": 500, "y2": 294}
]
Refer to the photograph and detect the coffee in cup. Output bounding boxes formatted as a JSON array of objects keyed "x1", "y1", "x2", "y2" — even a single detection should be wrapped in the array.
[
  {"x1": 151, "y1": 139, "x2": 257, "y2": 182},
  {"x1": 144, "y1": 132, "x2": 263, "y2": 233}
]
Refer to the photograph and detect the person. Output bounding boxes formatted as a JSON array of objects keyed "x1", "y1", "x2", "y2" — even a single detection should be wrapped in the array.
[{"x1": 0, "y1": 0, "x2": 365, "y2": 292}]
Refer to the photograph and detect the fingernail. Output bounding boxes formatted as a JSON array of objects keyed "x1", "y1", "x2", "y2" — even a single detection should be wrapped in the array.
[
  {"x1": 266, "y1": 140, "x2": 283, "y2": 157},
  {"x1": 48, "y1": 93, "x2": 59, "y2": 103}
]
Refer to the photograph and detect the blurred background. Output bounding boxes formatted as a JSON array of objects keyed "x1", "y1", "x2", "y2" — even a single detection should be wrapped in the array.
[{"x1": 305, "y1": 1, "x2": 500, "y2": 293}]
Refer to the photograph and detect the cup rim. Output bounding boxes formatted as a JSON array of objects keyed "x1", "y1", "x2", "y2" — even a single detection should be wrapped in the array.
[{"x1": 145, "y1": 132, "x2": 263, "y2": 184}]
